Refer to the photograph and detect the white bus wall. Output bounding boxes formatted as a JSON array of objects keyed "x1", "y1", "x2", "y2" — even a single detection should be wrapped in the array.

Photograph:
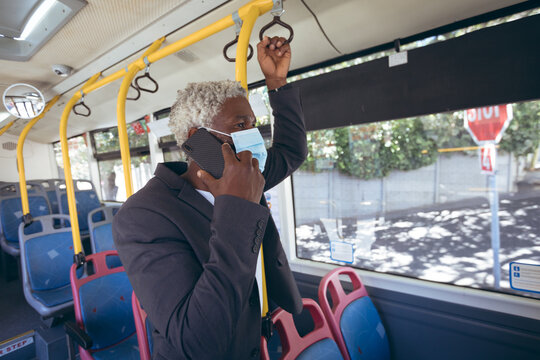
[{"x1": 0, "y1": 133, "x2": 58, "y2": 182}]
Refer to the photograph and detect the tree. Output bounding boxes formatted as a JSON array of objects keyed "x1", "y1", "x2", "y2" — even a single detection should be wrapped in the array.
[{"x1": 499, "y1": 101, "x2": 540, "y2": 169}]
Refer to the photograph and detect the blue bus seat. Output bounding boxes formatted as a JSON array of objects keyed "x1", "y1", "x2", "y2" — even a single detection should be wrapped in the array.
[
  {"x1": 318, "y1": 267, "x2": 390, "y2": 360},
  {"x1": 88, "y1": 205, "x2": 120, "y2": 253},
  {"x1": 36, "y1": 179, "x2": 63, "y2": 214},
  {"x1": 18, "y1": 214, "x2": 75, "y2": 318},
  {"x1": 260, "y1": 298, "x2": 343, "y2": 360},
  {"x1": 0, "y1": 182, "x2": 51, "y2": 257},
  {"x1": 67, "y1": 250, "x2": 139, "y2": 360},
  {"x1": 58, "y1": 180, "x2": 101, "y2": 236}
]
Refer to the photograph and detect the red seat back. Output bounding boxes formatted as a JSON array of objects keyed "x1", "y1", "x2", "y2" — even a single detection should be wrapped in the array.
[
  {"x1": 70, "y1": 250, "x2": 135, "y2": 360},
  {"x1": 318, "y1": 267, "x2": 369, "y2": 360},
  {"x1": 260, "y1": 298, "x2": 343, "y2": 360},
  {"x1": 132, "y1": 292, "x2": 151, "y2": 360}
]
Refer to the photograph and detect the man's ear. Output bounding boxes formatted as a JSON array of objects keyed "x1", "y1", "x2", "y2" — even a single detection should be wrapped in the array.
[{"x1": 187, "y1": 127, "x2": 198, "y2": 138}]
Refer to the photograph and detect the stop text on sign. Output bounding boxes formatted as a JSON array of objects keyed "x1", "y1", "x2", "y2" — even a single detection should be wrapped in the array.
[{"x1": 464, "y1": 104, "x2": 513, "y2": 144}]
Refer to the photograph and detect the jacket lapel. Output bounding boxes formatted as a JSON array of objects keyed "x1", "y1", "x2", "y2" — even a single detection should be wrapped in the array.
[
  {"x1": 177, "y1": 183, "x2": 213, "y2": 221},
  {"x1": 153, "y1": 162, "x2": 214, "y2": 221}
]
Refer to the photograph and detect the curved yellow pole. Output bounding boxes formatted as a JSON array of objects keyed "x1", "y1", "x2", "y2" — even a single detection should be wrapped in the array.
[
  {"x1": 60, "y1": 73, "x2": 100, "y2": 255},
  {"x1": 235, "y1": 5, "x2": 260, "y2": 91},
  {"x1": 59, "y1": 0, "x2": 275, "y2": 256},
  {"x1": 234, "y1": 5, "x2": 270, "y2": 315},
  {"x1": 117, "y1": 38, "x2": 164, "y2": 198},
  {"x1": 0, "y1": 121, "x2": 15, "y2": 136},
  {"x1": 17, "y1": 95, "x2": 60, "y2": 215}
]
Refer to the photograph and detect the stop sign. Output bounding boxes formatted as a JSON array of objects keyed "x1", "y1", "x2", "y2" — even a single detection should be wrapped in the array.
[{"x1": 464, "y1": 104, "x2": 513, "y2": 144}]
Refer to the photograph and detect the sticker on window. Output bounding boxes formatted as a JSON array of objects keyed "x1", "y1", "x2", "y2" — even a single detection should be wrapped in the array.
[
  {"x1": 330, "y1": 241, "x2": 354, "y2": 264},
  {"x1": 509, "y1": 262, "x2": 540, "y2": 294}
]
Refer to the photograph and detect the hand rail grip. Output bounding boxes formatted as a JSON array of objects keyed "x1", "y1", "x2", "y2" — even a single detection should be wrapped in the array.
[
  {"x1": 126, "y1": 82, "x2": 141, "y2": 101},
  {"x1": 223, "y1": 36, "x2": 254, "y2": 62},
  {"x1": 258, "y1": 15, "x2": 294, "y2": 44},
  {"x1": 72, "y1": 95, "x2": 91, "y2": 117},
  {"x1": 134, "y1": 67, "x2": 159, "y2": 93}
]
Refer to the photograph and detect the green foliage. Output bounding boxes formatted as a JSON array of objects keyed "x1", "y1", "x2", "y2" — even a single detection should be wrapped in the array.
[
  {"x1": 499, "y1": 101, "x2": 540, "y2": 160},
  {"x1": 380, "y1": 118, "x2": 438, "y2": 172},
  {"x1": 420, "y1": 112, "x2": 476, "y2": 150},
  {"x1": 93, "y1": 120, "x2": 149, "y2": 154},
  {"x1": 301, "y1": 117, "x2": 439, "y2": 180}
]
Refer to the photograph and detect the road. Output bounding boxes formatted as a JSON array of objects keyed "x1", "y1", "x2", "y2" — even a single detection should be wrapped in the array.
[{"x1": 295, "y1": 190, "x2": 540, "y2": 298}]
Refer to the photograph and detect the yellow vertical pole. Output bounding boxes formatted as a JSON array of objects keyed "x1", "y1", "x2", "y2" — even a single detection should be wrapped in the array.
[
  {"x1": 235, "y1": 6, "x2": 259, "y2": 91},
  {"x1": 117, "y1": 38, "x2": 164, "y2": 198},
  {"x1": 0, "y1": 121, "x2": 14, "y2": 136},
  {"x1": 60, "y1": 73, "x2": 100, "y2": 255},
  {"x1": 234, "y1": 5, "x2": 270, "y2": 316},
  {"x1": 17, "y1": 95, "x2": 60, "y2": 215}
]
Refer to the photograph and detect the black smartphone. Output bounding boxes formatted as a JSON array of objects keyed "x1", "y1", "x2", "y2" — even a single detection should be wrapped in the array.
[{"x1": 181, "y1": 128, "x2": 225, "y2": 179}]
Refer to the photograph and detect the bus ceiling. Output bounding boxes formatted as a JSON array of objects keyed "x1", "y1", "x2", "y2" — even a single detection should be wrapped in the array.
[{"x1": 0, "y1": 0, "x2": 536, "y2": 143}]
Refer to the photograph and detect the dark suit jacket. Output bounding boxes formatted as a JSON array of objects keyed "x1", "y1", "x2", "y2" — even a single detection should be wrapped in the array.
[{"x1": 113, "y1": 85, "x2": 307, "y2": 360}]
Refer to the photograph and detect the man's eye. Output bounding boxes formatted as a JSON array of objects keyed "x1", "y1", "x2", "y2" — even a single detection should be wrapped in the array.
[{"x1": 236, "y1": 123, "x2": 246, "y2": 129}]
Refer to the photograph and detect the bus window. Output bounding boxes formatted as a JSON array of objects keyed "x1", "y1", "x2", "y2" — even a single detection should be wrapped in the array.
[
  {"x1": 292, "y1": 99, "x2": 540, "y2": 299},
  {"x1": 90, "y1": 118, "x2": 152, "y2": 202},
  {"x1": 154, "y1": 108, "x2": 185, "y2": 162},
  {"x1": 53, "y1": 135, "x2": 91, "y2": 181}
]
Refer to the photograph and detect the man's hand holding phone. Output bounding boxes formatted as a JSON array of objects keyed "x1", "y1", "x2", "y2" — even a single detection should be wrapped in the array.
[{"x1": 197, "y1": 143, "x2": 265, "y2": 204}]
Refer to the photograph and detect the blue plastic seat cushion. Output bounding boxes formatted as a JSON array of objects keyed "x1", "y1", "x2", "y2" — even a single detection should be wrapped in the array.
[
  {"x1": 61, "y1": 191, "x2": 101, "y2": 232},
  {"x1": 1, "y1": 196, "x2": 49, "y2": 243},
  {"x1": 79, "y1": 272, "x2": 135, "y2": 350},
  {"x1": 297, "y1": 338, "x2": 343, "y2": 360},
  {"x1": 91, "y1": 333, "x2": 139, "y2": 360},
  {"x1": 47, "y1": 191, "x2": 59, "y2": 213},
  {"x1": 146, "y1": 318, "x2": 153, "y2": 355},
  {"x1": 31, "y1": 284, "x2": 73, "y2": 307},
  {"x1": 25, "y1": 232, "x2": 73, "y2": 291},
  {"x1": 93, "y1": 224, "x2": 115, "y2": 253},
  {"x1": 4, "y1": 240, "x2": 19, "y2": 249},
  {"x1": 340, "y1": 297, "x2": 390, "y2": 360}
]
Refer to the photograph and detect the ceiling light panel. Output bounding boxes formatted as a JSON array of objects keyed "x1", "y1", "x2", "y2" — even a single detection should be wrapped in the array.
[{"x1": 0, "y1": 0, "x2": 87, "y2": 61}]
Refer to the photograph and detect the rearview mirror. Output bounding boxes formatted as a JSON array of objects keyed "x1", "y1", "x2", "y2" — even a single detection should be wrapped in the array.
[{"x1": 2, "y1": 83, "x2": 45, "y2": 119}]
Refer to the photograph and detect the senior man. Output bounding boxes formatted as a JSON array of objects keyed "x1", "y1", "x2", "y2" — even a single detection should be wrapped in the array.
[{"x1": 113, "y1": 36, "x2": 307, "y2": 359}]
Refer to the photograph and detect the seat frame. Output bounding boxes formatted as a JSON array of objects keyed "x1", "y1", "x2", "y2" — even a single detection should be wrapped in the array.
[
  {"x1": 261, "y1": 298, "x2": 342, "y2": 360},
  {"x1": 70, "y1": 250, "x2": 136, "y2": 360},
  {"x1": 318, "y1": 267, "x2": 386, "y2": 360},
  {"x1": 18, "y1": 214, "x2": 74, "y2": 319},
  {"x1": 132, "y1": 292, "x2": 151, "y2": 360}
]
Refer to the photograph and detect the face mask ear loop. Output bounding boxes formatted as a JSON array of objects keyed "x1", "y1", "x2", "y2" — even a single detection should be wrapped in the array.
[{"x1": 199, "y1": 127, "x2": 232, "y2": 137}]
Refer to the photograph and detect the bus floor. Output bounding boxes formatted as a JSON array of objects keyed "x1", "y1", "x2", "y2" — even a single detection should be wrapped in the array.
[
  {"x1": 0, "y1": 267, "x2": 42, "y2": 342},
  {"x1": 0, "y1": 255, "x2": 77, "y2": 359}
]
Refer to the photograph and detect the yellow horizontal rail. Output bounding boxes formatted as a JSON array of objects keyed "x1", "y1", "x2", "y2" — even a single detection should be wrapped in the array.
[
  {"x1": 60, "y1": 0, "x2": 276, "y2": 257},
  {"x1": 0, "y1": 121, "x2": 14, "y2": 136},
  {"x1": 17, "y1": 95, "x2": 60, "y2": 215},
  {"x1": 438, "y1": 145, "x2": 494, "y2": 153},
  {"x1": 421, "y1": 145, "x2": 501, "y2": 154}
]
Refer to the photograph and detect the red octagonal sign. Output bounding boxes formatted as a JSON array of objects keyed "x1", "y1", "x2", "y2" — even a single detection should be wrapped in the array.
[{"x1": 464, "y1": 104, "x2": 513, "y2": 144}]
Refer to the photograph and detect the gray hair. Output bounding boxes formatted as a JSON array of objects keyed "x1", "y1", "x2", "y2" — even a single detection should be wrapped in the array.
[{"x1": 168, "y1": 80, "x2": 246, "y2": 146}]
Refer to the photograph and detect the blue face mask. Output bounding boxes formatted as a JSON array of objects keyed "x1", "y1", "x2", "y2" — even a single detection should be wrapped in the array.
[{"x1": 202, "y1": 127, "x2": 267, "y2": 173}]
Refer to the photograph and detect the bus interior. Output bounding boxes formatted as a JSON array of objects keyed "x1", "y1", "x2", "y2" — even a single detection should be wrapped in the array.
[{"x1": 0, "y1": 0, "x2": 539, "y2": 359}]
